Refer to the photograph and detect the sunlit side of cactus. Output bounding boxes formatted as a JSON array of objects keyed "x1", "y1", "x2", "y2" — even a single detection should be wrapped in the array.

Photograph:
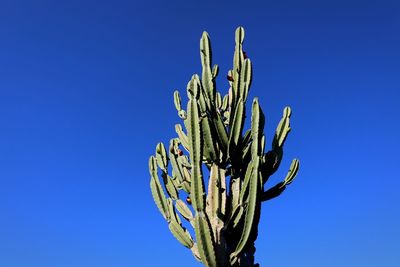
[{"x1": 149, "y1": 27, "x2": 299, "y2": 267}]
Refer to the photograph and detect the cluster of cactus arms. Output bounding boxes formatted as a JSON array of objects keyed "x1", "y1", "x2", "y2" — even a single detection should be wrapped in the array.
[{"x1": 149, "y1": 27, "x2": 300, "y2": 267}]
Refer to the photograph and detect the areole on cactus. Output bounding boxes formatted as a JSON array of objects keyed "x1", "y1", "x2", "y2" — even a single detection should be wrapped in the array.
[{"x1": 149, "y1": 26, "x2": 300, "y2": 267}]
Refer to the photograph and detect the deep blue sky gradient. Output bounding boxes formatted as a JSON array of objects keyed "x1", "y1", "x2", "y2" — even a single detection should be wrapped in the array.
[{"x1": 1, "y1": 0, "x2": 400, "y2": 266}]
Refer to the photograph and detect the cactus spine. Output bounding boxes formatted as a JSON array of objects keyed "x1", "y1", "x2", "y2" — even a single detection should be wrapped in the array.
[{"x1": 149, "y1": 27, "x2": 300, "y2": 267}]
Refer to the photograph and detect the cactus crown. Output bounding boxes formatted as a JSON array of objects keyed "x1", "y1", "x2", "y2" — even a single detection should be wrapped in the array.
[{"x1": 149, "y1": 27, "x2": 299, "y2": 267}]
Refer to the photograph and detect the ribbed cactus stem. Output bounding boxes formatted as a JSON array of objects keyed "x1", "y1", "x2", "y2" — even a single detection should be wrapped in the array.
[{"x1": 149, "y1": 27, "x2": 300, "y2": 267}]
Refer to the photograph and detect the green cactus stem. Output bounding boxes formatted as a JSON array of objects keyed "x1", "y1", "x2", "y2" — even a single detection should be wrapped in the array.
[{"x1": 149, "y1": 27, "x2": 300, "y2": 266}]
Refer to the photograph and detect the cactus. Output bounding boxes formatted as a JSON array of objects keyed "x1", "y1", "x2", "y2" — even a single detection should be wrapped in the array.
[{"x1": 149, "y1": 27, "x2": 300, "y2": 267}]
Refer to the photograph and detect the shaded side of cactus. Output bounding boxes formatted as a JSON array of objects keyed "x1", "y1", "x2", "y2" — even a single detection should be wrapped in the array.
[{"x1": 149, "y1": 27, "x2": 300, "y2": 267}]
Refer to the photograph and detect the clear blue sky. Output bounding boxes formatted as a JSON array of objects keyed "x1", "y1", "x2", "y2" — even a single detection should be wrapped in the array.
[{"x1": 1, "y1": 0, "x2": 399, "y2": 266}]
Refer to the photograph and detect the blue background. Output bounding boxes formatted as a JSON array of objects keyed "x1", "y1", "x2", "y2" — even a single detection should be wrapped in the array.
[{"x1": 1, "y1": 0, "x2": 399, "y2": 266}]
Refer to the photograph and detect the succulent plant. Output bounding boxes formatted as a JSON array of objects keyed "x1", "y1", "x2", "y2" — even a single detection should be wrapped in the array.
[{"x1": 149, "y1": 27, "x2": 300, "y2": 267}]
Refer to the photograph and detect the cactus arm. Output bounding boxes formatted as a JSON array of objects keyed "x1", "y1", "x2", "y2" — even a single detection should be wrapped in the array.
[
  {"x1": 182, "y1": 181, "x2": 191, "y2": 194},
  {"x1": 228, "y1": 98, "x2": 245, "y2": 165},
  {"x1": 200, "y1": 31, "x2": 215, "y2": 102},
  {"x1": 149, "y1": 156, "x2": 170, "y2": 220},
  {"x1": 169, "y1": 151, "x2": 184, "y2": 184},
  {"x1": 198, "y1": 65, "x2": 228, "y2": 157},
  {"x1": 221, "y1": 93, "x2": 229, "y2": 112},
  {"x1": 231, "y1": 204, "x2": 245, "y2": 228},
  {"x1": 174, "y1": 90, "x2": 188, "y2": 120},
  {"x1": 261, "y1": 159, "x2": 299, "y2": 201},
  {"x1": 225, "y1": 202, "x2": 245, "y2": 231},
  {"x1": 261, "y1": 182, "x2": 286, "y2": 202},
  {"x1": 239, "y1": 58, "x2": 252, "y2": 102},
  {"x1": 187, "y1": 101, "x2": 205, "y2": 211},
  {"x1": 166, "y1": 198, "x2": 197, "y2": 249},
  {"x1": 175, "y1": 124, "x2": 190, "y2": 151},
  {"x1": 281, "y1": 159, "x2": 300, "y2": 187},
  {"x1": 181, "y1": 167, "x2": 191, "y2": 184},
  {"x1": 230, "y1": 99, "x2": 264, "y2": 264},
  {"x1": 167, "y1": 198, "x2": 181, "y2": 224},
  {"x1": 260, "y1": 134, "x2": 266, "y2": 155},
  {"x1": 155, "y1": 142, "x2": 168, "y2": 172},
  {"x1": 230, "y1": 157, "x2": 260, "y2": 264},
  {"x1": 260, "y1": 147, "x2": 283, "y2": 185},
  {"x1": 197, "y1": 79, "x2": 210, "y2": 114},
  {"x1": 168, "y1": 140, "x2": 193, "y2": 194},
  {"x1": 162, "y1": 172, "x2": 179, "y2": 200},
  {"x1": 174, "y1": 90, "x2": 182, "y2": 112},
  {"x1": 175, "y1": 199, "x2": 194, "y2": 222},
  {"x1": 169, "y1": 139, "x2": 185, "y2": 182},
  {"x1": 215, "y1": 91, "x2": 222, "y2": 110},
  {"x1": 156, "y1": 143, "x2": 179, "y2": 201},
  {"x1": 181, "y1": 167, "x2": 192, "y2": 194},
  {"x1": 262, "y1": 103, "x2": 289, "y2": 182},
  {"x1": 168, "y1": 219, "x2": 194, "y2": 248},
  {"x1": 229, "y1": 26, "x2": 245, "y2": 125},
  {"x1": 196, "y1": 74, "x2": 228, "y2": 160},
  {"x1": 201, "y1": 114, "x2": 219, "y2": 163},
  {"x1": 194, "y1": 214, "x2": 218, "y2": 267},
  {"x1": 251, "y1": 98, "x2": 265, "y2": 159},
  {"x1": 273, "y1": 106, "x2": 292, "y2": 149},
  {"x1": 170, "y1": 170, "x2": 180, "y2": 187},
  {"x1": 187, "y1": 74, "x2": 218, "y2": 267},
  {"x1": 233, "y1": 27, "x2": 245, "y2": 72},
  {"x1": 232, "y1": 27, "x2": 245, "y2": 100},
  {"x1": 188, "y1": 75, "x2": 219, "y2": 163},
  {"x1": 241, "y1": 140, "x2": 253, "y2": 165},
  {"x1": 242, "y1": 129, "x2": 251, "y2": 146},
  {"x1": 239, "y1": 161, "x2": 254, "y2": 205},
  {"x1": 211, "y1": 110, "x2": 229, "y2": 156},
  {"x1": 212, "y1": 64, "x2": 219, "y2": 79}
]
